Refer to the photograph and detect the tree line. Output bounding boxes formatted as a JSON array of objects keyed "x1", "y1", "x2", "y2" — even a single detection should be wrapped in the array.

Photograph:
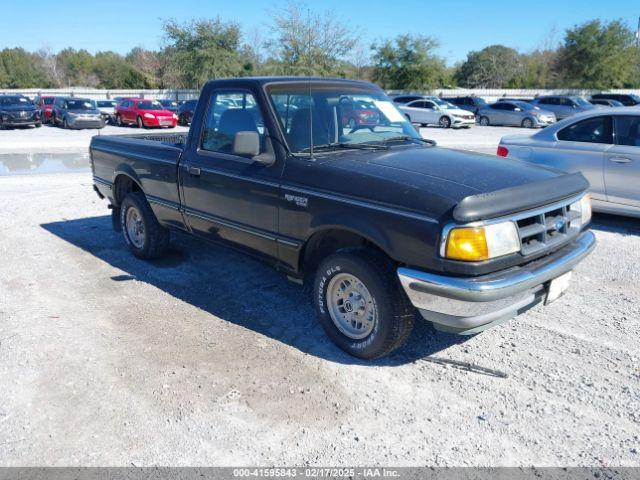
[{"x1": 1, "y1": 3, "x2": 639, "y2": 91}]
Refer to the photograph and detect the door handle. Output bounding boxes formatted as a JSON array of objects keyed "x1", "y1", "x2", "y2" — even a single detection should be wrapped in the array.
[
  {"x1": 609, "y1": 156, "x2": 631, "y2": 164},
  {"x1": 188, "y1": 166, "x2": 201, "y2": 176}
]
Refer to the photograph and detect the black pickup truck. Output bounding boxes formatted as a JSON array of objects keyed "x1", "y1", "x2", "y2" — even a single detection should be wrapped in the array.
[{"x1": 90, "y1": 77, "x2": 596, "y2": 359}]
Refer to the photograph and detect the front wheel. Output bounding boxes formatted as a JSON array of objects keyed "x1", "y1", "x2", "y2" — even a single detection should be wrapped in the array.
[
  {"x1": 120, "y1": 191, "x2": 170, "y2": 259},
  {"x1": 479, "y1": 116, "x2": 490, "y2": 126},
  {"x1": 137, "y1": 116, "x2": 145, "y2": 129},
  {"x1": 521, "y1": 117, "x2": 534, "y2": 128},
  {"x1": 439, "y1": 116, "x2": 452, "y2": 128},
  {"x1": 62, "y1": 117, "x2": 69, "y2": 129},
  {"x1": 313, "y1": 249, "x2": 414, "y2": 359}
]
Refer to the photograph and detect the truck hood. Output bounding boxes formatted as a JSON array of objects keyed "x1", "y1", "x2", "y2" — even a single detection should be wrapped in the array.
[
  {"x1": 363, "y1": 145, "x2": 559, "y2": 192},
  {"x1": 311, "y1": 145, "x2": 577, "y2": 221}
]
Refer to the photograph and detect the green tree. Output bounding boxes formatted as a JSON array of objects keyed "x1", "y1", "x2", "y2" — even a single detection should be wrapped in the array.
[
  {"x1": 56, "y1": 48, "x2": 97, "y2": 87},
  {"x1": 161, "y1": 18, "x2": 244, "y2": 88},
  {"x1": 93, "y1": 51, "x2": 153, "y2": 89},
  {"x1": 266, "y1": 2, "x2": 356, "y2": 76},
  {"x1": 0, "y1": 48, "x2": 52, "y2": 88},
  {"x1": 557, "y1": 19, "x2": 638, "y2": 89},
  {"x1": 454, "y1": 45, "x2": 523, "y2": 88},
  {"x1": 370, "y1": 34, "x2": 449, "y2": 90}
]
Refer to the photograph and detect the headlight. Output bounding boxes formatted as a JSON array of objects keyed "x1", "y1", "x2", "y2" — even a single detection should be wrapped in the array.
[
  {"x1": 443, "y1": 221, "x2": 520, "y2": 261},
  {"x1": 569, "y1": 194, "x2": 592, "y2": 227},
  {"x1": 67, "y1": 112, "x2": 78, "y2": 117},
  {"x1": 143, "y1": 113, "x2": 155, "y2": 119}
]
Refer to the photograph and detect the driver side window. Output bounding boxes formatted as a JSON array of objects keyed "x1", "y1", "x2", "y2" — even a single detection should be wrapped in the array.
[{"x1": 201, "y1": 91, "x2": 265, "y2": 154}]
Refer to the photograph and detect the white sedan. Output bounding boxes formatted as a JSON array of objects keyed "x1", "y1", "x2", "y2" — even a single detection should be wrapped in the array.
[{"x1": 397, "y1": 98, "x2": 476, "y2": 129}]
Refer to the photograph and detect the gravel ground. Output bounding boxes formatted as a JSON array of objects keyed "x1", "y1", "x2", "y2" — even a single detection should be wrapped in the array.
[{"x1": 0, "y1": 125, "x2": 638, "y2": 467}]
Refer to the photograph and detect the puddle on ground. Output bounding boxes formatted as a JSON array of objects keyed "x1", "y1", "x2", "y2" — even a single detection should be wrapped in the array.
[{"x1": 0, "y1": 152, "x2": 90, "y2": 176}]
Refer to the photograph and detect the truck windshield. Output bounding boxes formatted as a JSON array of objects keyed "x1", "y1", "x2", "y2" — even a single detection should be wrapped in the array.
[{"x1": 267, "y1": 83, "x2": 423, "y2": 154}]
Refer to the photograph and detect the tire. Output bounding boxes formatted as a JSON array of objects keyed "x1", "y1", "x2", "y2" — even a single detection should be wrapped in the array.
[
  {"x1": 137, "y1": 116, "x2": 145, "y2": 129},
  {"x1": 62, "y1": 117, "x2": 69, "y2": 129},
  {"x1": 348, "y1": 118, "x2": 356, "y2": 130},
  {"x1": 479, "y1": 116, "x2": 490, "y2": 126},
  {"x1": 313, "y1": 248, "x2": 414, "y2": 359},
  {"x1": 404, "y1": 114, "x2": 411, "y2": 122},
  {"x1": 120, "y1": 191, "x2": 170, "y2": 259},
  {"x1": 521, "y1": 117, "x2": 534, "y2": 128},
  {"x1": 178, "y1": 114, "x2": 185, "y2": 126},
  {"x1": 420, "y1": 123, "x2": 427, "y2": 127},
  {"x1": 35, "y1": 122, "x2": 42, "y2": 128},
  {"x1": 439, "y1": 116, "x2": 452, "y2": 128},
  {"x1": 116, "y1": 115, "x2": 123, "y2": 127}
]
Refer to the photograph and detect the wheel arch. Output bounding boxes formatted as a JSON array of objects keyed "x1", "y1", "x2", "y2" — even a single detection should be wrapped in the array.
[
  {"x1": 112, "y1": 166, "x2": 143, "y2": 206},
  {"x1": 299, "y1": 224, "x2": 394, "y2": 280}
]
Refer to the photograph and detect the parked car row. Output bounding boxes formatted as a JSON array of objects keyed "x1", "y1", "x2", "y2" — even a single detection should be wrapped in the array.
[
  {"x1": 392, "y1": 92, "x2": 640, "y2": 129},
  {"x1": 0, "y1": 94, "x2": 199, "y2": 130}
]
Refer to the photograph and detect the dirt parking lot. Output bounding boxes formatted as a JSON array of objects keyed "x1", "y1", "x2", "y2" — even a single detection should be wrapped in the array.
[{"x1": 0, "y1": 125, "x2": 639, "y2": 466}]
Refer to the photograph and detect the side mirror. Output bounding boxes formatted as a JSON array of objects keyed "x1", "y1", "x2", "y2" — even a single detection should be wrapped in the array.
[
  {"x1": 233, "y1": 131, "x2": 260, "y2": 158},
  {"x1": 232, "y1": 131, "x2": 275, "y2": 166}
]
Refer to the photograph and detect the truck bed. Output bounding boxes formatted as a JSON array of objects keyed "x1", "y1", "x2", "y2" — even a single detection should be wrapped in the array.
[{"x1": 90, "y1": 133, "x2": 187, "y2": 219}]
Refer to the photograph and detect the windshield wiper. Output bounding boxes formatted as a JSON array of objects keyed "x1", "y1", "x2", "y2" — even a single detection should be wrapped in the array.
[
  {"x1": 299, "y1": 142, "x2": 389, "y2": 154},
  {"x1": 380, "y1": 136, "x2": 437, "y2": 146}
]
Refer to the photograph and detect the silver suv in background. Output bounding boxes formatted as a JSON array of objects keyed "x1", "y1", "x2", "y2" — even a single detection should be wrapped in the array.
[
  {"x1": 532, "y1": 95, "x2": 595, "y2": 120},
  {"x1": 478, "y1": 101, "x2": 556, "y2": 128}
]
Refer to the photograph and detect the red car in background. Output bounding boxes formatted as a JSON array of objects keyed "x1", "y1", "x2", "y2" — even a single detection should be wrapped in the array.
[
  {"x1": 37, "y1": 96, "x2": 56, "y2": 123},
  {"x1": 115, "y1": 98, "x2": 177, "y2": 129},
  {"x1": 339, "y1": 98, "x2": 381, "y2": 129}
]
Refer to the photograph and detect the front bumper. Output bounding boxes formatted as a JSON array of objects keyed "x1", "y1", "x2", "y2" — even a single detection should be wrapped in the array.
[
  {"x1": 398, "y1": 231, "x2": 596, "y2": 334},
  {"x1": 67, "y1": 116, "x2": 105, "y2": 129},
  {"x1": 452, "y1": 116, "x2": 476, "y2": 127},
  {"x1": 143, "y1": 116, "x2": 176, "y2": 127},
  {"x1": 534, "y1": 116, "x2": 556, "y2": 126},
  {"x1": 1, "y1": 112, "x2": 40, "y2": 126}
]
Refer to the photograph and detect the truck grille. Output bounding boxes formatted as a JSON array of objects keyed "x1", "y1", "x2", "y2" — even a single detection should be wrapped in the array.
[{"x1": 516, "y1": 201, "x2": 581, "y2": 256}]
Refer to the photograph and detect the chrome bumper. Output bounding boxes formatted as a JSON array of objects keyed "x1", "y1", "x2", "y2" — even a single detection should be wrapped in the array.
[{"x1": 398, "y1": 231, "x2": 596, "y2": 334}]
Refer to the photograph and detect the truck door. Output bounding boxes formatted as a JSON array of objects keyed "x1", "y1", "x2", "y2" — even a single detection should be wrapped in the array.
[{"x1": 180, "y1": 89, "x2": 281, "y2": 260}]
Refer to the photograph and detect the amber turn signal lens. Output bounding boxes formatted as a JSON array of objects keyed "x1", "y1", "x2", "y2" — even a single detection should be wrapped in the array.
[{"x1": 445, "y1": 227, "x2": 489, "y2": 261}]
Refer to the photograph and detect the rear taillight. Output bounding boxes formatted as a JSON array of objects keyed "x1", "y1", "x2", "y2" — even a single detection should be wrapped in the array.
[{"x1": 497, "y1": 145, "x2": 509, "y2": 157}]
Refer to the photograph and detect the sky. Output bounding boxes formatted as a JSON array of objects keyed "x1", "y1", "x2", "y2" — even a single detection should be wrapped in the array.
[{"x1": 1, "y1": 0, "x2": 639, "y2": 65}]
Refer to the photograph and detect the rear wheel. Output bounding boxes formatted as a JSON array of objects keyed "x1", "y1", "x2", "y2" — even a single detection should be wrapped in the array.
[
  {"x1": 313, "y1": 248, "x2": 414, "y2": 359},
  {"x1": 120, "y1": 191, "x2": 170, "y2": 259},
  {"x1": 479, "y1": 116, "x2": 490, "y2": 126},
  {"x1": 35, "y1": 122, "x2": 42, "y2": 128},
  {"x1": 116, "y1": 115, "x2": 123, "y2": 127}
]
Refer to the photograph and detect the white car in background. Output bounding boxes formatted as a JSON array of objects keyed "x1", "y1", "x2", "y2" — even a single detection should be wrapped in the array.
[
  {"x1": 95, "y1": 100, "x2": 117, "y2": 124},
  {"x1": 498, "y1": 108, "x2": 640, "y2": 218},
  {"x1": 397, "y1": 97, "x2": 475, "y2": 128}
]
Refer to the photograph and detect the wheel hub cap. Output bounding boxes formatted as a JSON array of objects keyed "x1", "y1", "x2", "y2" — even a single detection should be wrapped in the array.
[
  {"x1": 326, "y1": 273, "x2": 377, "y2": 340},
  {"x1": 125, "y1": 207, "x2": 145, "y2": 249}
]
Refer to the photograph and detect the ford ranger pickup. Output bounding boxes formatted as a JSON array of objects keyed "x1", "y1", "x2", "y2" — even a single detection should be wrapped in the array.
[{"x1": 90, "y1": 77, "x2": 596, "y2": 359}]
